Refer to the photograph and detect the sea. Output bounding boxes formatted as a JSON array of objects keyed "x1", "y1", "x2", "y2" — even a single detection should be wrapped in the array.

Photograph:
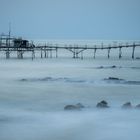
[{"x1": 0, "y1": 40, "x2": 140, "y2": 140}]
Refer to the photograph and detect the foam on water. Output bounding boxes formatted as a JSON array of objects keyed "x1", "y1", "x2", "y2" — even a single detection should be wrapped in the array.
[{"x1": 19, "y1": 76, "x2": 140, "y2": 86}]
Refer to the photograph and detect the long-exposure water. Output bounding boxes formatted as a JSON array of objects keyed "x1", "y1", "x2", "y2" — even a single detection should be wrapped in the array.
[{"x1": 0, "y1": 48, "x2": 140, "y2": 140}]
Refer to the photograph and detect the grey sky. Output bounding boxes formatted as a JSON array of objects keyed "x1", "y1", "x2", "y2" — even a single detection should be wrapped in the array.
[{"x1": 0, "y1": 0, "x2": 140, "y2": 39}]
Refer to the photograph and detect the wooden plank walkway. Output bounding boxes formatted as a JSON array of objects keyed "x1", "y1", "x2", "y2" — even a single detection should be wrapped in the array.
[
  {"x1": 0, "y1": 42, "x2": 140, "y2": 59},
  {"x1": 35, "y1": 43, "x2": 140, "y2": 59}
]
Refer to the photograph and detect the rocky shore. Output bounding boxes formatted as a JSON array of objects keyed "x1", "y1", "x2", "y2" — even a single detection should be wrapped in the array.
[{"x1": 64, "y1": 100, "x2": 140, "y2": 110}]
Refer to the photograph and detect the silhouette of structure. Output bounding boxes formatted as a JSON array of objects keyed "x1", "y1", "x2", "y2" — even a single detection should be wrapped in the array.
[{"x1": 0, "y1": 33, "x2": 140, "y2": 59}]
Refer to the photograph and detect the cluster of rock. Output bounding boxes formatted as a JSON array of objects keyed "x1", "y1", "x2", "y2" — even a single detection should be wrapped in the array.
[
  {"x1": 64, "y1": 101, "x2": 140, "y2": 111},
  {"x1": 96, "y1": 100, "x2": 109, "y2": 108},
  {"x1": 122, "y1": 102, "x2": 132, "y2": 109},
  {"x1": 122, "y1": 102, "x2": 140, "y2": 109},
  {"x1": 104, "y1": 77, "x2": 124, "y2": 81},
  {"x1": 64, "y1": 103, "x2": 85, "y2": 111},
  {"x1": 97, "y1": 65, "x2": 122, "y2": 69}
]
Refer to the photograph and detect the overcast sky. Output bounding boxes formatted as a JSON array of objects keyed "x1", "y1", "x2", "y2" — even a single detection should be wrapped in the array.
[{"x1": 0, "y1": 0, "x2": 140, "y2": 40}]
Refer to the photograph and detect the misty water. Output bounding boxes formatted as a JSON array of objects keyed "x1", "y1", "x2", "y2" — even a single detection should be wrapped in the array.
[{"x1": 0, "y1": 49, "x2": 140, "y2": 140}]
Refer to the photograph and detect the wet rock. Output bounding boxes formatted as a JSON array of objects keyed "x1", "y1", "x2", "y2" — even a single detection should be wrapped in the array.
[
  {"x1": 111, "y1": 65, "x2": 117, "y2": 68},
  {"x1": 20, "y1": 78, "x2": 28, "y2": 81},
  {"x1": 76, "y1": 103, "x2": 85, "y2": 108},
  {"x1": 135, "y1": 104, "x2": 140, "y2": 109},
  {"x1": 97, "y1": 66, "x2": 104, "y2": 69},
  {"x1": 122, "y1": 102, "x2": 132, "y2": 109},
  {"x1": 104, "y1": 77, "x2": 123, "y2": 81},
  {"x1": 136, "y1": 57, "x2": 140, "y2": 59},
  {"x1": 97, "y1": 65, "x2": 118, "y2": 69},
  {"x1": 64, "y1": 103, "x2": 84, "y2": 111},
  {"x1": 96, "y1": 100, "x2": 109, "y2": 108},
  {"x1": 64, "y1": 105, "x2": 79, "y2": 110}
]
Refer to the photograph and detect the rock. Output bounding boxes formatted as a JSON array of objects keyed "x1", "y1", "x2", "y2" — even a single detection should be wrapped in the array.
[
  {"x1": 64, "y1": 103, "x2": 84, "y2": 111},
  {"x1": 96, "y1": 100, "x2": 109, "y2": 108},
  {"x1": 108, "y1": 77, "x2": 120, "y2": 80},
  {"x1": 111, "y1": 65, "x2": 116, "y2": 68},
  {"x1": 104, "y1": 77, "x2": 123, "y2": 81},
  {"x1": 64, "y1": 105, "x2": 79, "y2": 110},
  {"x1": 136, "y1": 57, "x2": 140, "y2": 59},
  {"x1": 20, "y1": 78, "x2": 27, "y2": 81},
  {"x1": 97, "y1": 66, "x2": 104, "y2": 69},
  {"x1": 122, "y1": 102, "x2": 132, "y2": 109},
  {"x1": 76, "y1": 103, "x2": 85, "y2": 108},
  {"x1": 135, "y1": 104, "x2": 140, "y2": 109}
]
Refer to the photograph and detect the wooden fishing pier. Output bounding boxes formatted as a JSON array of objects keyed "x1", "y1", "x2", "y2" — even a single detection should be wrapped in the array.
[{"x1": 0, "y1": 33, "x2": 140, "y2": 60}]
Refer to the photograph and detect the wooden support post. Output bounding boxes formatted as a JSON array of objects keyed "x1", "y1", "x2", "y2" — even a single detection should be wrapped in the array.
[
  {"x1": 41, "y1": 48, "x2": 43, "y2": 58},
  {"x1": 6, "y1": 39, "x2": 8, "y2": 47},
  {"x1": 17, "y1": 50, "x2": 23, "y2": 59},
  {"x1": 119, "y1": 47, "x2": 122, "y2": 59},
  {"x1": 81, "y1": 51, "x2": 83, "y2": 59},
  {"x1": 56, "y1": 48, "x2": 58, "y2": 58},
  {"x1": 107, "y1": 44, "x2": 111, "y2": 59},
  {"x1": 17, "y1": 51, "x2": 19, "y2": 58},
  {"x1": 75, "y1": 46, "x2": 79, "y2": 58},
  {"x1": 50, "y1": 49, "x2": 52, "y2": 58},
  {"x1": 76, "y1": 51, "x2": 79, "y2": 58},
  {"x1": 47, "y1": 50, "x2": 49, "y2": 58},
  {"x1": 32, "y1": 50, "x2": 35, "y2": 60},
  {"x1": 32, "y1": 51, "x2": 34, "y2": 60},
  {"x1": 94, "y1": 48, "x2": 96, "y2": 59},
  {"x1": 107, "y1": 45, "x2": 111, "y2": 59},
  {"x1": 73, "y1": 52, "x2": 75, "y2": 58},
  {"x1": 20, "y1": 51, "x2": 23, "y2": 59},
  {"x1": 44, "y1": 50, "x2": 47, "y2": 58},
  {"x1": 132, "y1": 44, "x2": 135, "y2": 59},
  {"x1": 6, "y1": 50, "x2": 10, "y2": 59},
  {"x1": 73, "y1": 49, "x2": 76, "y2": 58}
]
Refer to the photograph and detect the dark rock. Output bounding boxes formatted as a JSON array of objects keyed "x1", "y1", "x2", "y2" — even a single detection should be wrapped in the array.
[
  {"x1": 104, "y1": 77, "x2": 123, "y2": 81},
  {"x1": 76, "y1": 103, "x2": 85, "y2": 108},
  {"x1": 122, "y1": 102, "x2": 132, "y2": 109},
  {"x1": 111, "y1": 65, "x2": 116, "y2": 68},
  {"x1": 97, "y1": 66, "x2": 104, "y2": 69},
  {"x1": 20, "y1": 78, "x2": 27, "y2": 81},
  {"x1": 64, "y1": 103, "x2": 84, "y2": 111},
  {"x1": 96, "y1": 100, "x2": 109, "y2": 108},
  {"x1": 64, "y1": 105, "x2": 80, "y2": 110},
  {"x1": 136, "y1": 57, "x2": 140, "y2": 59},
  {"x1": 135, "y1": 104, "x2": 140, "y2": 109},
  {"x1": 108, "y1": 77, "x2": 120, "y2": 80}
]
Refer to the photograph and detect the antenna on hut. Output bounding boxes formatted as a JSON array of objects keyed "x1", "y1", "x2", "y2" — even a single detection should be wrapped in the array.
[
  {"x1": 9, "y1": 22, "x2": 11, "y2": 37},
  {"x1": 8, "y1": 22, "x2": 11, "y2": 47}
]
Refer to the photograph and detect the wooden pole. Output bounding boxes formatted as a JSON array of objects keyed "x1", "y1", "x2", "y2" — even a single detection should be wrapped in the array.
[
  {"x1": 50, "y1": 49, "x2": 52, "y2": 58},
  {"x1": 47, "y1": 50, "x2": 49, "y2": 58},
  {"x1": 94, "y1": 48, "x2": 96, "y2": 59},
  {"x1": 32, "y1": 50, "x2": 35, "y2": 60},
  {"x1": 132, "y1": 43, "x2": 135, "y2": 59},
  {"x1": 119, "y1": 47, "x2": 122, "y2": 59},
  {"x1": 108, "y1": 48, "x2": 111, "y2": 59},
  {"x1": 73, "y1": 48, "x2": 76, "y2": 58},
  {"x1": 6, "y1": 50, "x2": 10, "y2": 59},
  {"x1": 81, "y1": 51, "x2": 83, "y2": 59},
  {"x1": 41, "y1": 48, "x2": 43, "y2": 58},
  {"x1": 56, "y1": 48, "x2": 58, "y2": 58}
]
